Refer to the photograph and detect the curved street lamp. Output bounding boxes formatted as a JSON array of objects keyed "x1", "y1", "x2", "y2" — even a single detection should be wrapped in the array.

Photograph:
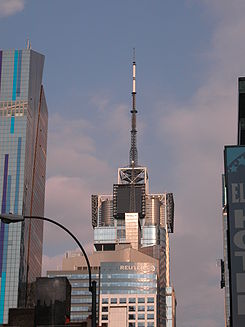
[{"x1": 0, "y1": 213, "x2": 97, "y2": 327}]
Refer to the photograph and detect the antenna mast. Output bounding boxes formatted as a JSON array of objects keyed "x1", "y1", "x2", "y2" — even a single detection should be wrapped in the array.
[
  {"x1": 129, "y1": 49, "x2": 138, "y2": 213},
  {"x1": 129, "y1": 48, "x2": 138, "y2": 167}
]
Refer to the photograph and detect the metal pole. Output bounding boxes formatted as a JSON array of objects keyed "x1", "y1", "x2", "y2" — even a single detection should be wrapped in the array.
[{"x1": 91, "y1": 280, "x2": 97, "y2": 327}]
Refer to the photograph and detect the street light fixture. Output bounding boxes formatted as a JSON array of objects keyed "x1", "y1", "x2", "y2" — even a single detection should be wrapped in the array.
[{"x1": 0, "y1": 213, "x2": 97, "y2": 327}]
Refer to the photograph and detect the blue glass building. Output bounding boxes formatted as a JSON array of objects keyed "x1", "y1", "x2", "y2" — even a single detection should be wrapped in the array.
[{"x1": 0, "y1": 49, "x2": 48, "y2": 323}]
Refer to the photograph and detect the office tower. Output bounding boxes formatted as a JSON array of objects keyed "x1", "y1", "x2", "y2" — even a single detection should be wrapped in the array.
[
  {"x1": 91, "y1": 57, "x2": 175, "y2": 327},
  {"x1": 222, "y1": 77, "x2": 245, "y2": 327},
  {"x1": 0, "y1": 48, "x2": 48, "y2": 323},
  {"x1": 48, "y1": 56, "x2": 175, "y2": 327}
]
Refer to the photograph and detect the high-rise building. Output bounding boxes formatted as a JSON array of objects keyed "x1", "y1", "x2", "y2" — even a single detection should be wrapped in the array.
[
  {"x1": 0, "y1": 48, "x2": 48, "y2": 323},
  {"x1": 48, "y1": 56, "x2": 175, "y2": 327},
  {"x1": 91, "y1": 57, "x2": 175, "y2": 327}
]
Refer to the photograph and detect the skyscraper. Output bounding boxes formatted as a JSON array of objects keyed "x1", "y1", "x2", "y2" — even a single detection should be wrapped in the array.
[
  {"x1": 0, "y1": 48, "x2": 48, "y2": 323},
  {"x1": 48, "y1": 56, "x2": 176, "y2": 327},
  {"x1": 91, "y1": 57, "x2": 175, "y2": 327}
]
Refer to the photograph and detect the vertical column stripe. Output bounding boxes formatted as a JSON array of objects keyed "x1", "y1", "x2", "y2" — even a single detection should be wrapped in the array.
[
  {"x1": 16, "y1": 50, "x2": 22, "y2": 97},
  {"x1": 0, "y1": 51, "x2": 2, "y2": 97},
  {"x1": 0, "y1": 175, "x2": 11, "y2": 322},
  {"x1": 0, "y1": 155, "x2": 9, "y2": 277},
  {"x1": 0, "y1": 272, "x2": 6, "y2": 323},
  {"x1": 14, "y1": 137, "x2": 22, "y2": 214},
  {"x1": 6, "y1": 176, "x2": 11, "y2": 214},
  {"x1": 10, "y1": 116, "x2": 15, "y2": 134},
  {"x1": 3, "y1": 176, "x2": 11, "y2": 272},
  {"x1": 1, "y1": 155, "x2": 8, "y2": 214},
  {"x1": 12, "y1": 50, "x2": 18, "y2": 101}
]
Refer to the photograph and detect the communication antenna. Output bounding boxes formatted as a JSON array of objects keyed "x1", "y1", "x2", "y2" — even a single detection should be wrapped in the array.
[
  {"x1": 129, "y1": 48, "x2": 138, "y2": 167},
  {"x1": 129, "y1": 48, "x2": 137, "y2": 212}
]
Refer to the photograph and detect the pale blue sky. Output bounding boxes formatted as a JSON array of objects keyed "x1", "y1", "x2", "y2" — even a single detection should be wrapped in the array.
[{"x1": 2, "y1": 1, "x2": 244, "y2": 326}]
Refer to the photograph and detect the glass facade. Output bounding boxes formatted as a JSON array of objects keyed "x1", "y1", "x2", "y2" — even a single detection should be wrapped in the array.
[
  {"x1": 99, "y1": 262, "x2": 157, "y2": 327},
  {"x1": 166, "y1": 287, "x2": 176, "y2": 327},
  {"x1": 0, "y1": 49, "x2": 48, "y2": 323},
  {"x1": 47, "y1": 270, "x2": 99, "y2": 323}
]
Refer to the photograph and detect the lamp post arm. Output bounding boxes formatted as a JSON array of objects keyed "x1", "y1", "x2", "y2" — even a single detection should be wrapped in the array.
[{"x1": 24, "y1": 215, "x2": 92, "y2": 289}]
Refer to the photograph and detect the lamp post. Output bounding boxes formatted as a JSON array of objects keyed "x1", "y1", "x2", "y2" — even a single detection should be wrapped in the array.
[{"x1": 0, "y1": 213, "x2": 97, "y2": 327}]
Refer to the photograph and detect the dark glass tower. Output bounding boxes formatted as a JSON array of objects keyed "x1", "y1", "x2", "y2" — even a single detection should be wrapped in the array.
[{"x1": 0, "y1": 49, "x2": 48, "y2": 323}]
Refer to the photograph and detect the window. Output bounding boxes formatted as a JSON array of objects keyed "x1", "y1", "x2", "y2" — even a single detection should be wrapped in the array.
[
  {"x1": 147, "y1": 314, "x2": 154, "y2": 320},
  {"x1": 138, "y1": 298, "x2": 145, "y2": 303},
  {"x1": 102, "y1": 315, "x2": 108, "y2": 320},
  {"x1": 138, "y1": 323, "x2": 145, "y2": 327},
  {"x1": 147, "y1": 323, "x2": 154, "y2": 327},
  {"x1": 102, "y1": 298, "x2": 108, "y2": 304},
  {"x1": 129, "y1": 306, "x2": 135, "y2": 312},
  {"x1": 147, "y1": 297, "x2": 154, "y2": 303},
  {"x1": 129, "y1": 314, "x2": 136, "y2": 320},
  {"x1": 147, "y1": 305, "x2": 154, "y2": 312},
  {"x1": 129, "y1": 323, "x2": 135, "y2": 327},
  {"x1": 111, "y1": 298, "x2": 117, "y2": 304},
  {"x1": 138, "y1": 306, "x2": 145, "y2": 311},
  {"x1": 120, "y1": 298, "x2": 126, "y2": 304},
  {"x1": 138, "y1": 314, "x2": 145, "y2": 320},
  {"x1": 102, "y1": 307, "x2": 108, "y2": 312},
  {"x1": 129, "y1": 297, "x2": 136, "y2": 303}
]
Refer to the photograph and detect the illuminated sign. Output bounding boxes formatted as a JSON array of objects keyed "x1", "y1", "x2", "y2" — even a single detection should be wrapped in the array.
[{"x1": 225, "y1": 146, "x2": 245, "y2": 325}]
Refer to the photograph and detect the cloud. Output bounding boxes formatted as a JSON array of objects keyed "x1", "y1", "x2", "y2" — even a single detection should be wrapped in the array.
[
  {"x1": 41, "y1": 2, "x2": 245, "y2": 325},
  {"x1": 43, "y1": 109, "x2": 128, "y2": 263},
  {"x1": 154, "y1": 1, "x2": 245, "y2": 326},
  {"x1": 0, "y1": 0, "x2": 25, "y2": 17}
]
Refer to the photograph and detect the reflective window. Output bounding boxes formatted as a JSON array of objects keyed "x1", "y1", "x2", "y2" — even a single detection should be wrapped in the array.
[
  {"x1": 147, "y1": 305, "x2": 154, "y2": 311},
  {"x1": 147, "y1": 297, "x2": 154, "y2": 303},
  {"x1": 138, "y1": 314, "x2": 145, "y2": 320},
  {"x1": 120, "y1": 298, "x2": 126, "y2": 304},
  {"x1": 138, "y1": 306, "x2": 145, "y2": 311},
  {"x1": 147, "y1": 323, "x2": 154, "y2": 327},
  {"x1": 111, "y1": 298, "x2": 117, "y2": 304},
  {"x1": 102, "y1": 298, "x2": 108, "y2": 304},
  {"x1": 129, "y1": 297, "x2": 136, "y2": 303},
  {"x1": 138, "y1": 323, "x2": 145, "y2": 327},
  {"x1": 147, "y1": 314, "x2": 154, "y2": 320},
  {"x1": 138, "y1": 298, "x2": 145, "y2": 303}
]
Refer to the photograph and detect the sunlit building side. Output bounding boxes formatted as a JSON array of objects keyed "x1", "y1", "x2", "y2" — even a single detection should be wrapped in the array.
[{"x1": 0, "y1": 48, "x2": 48, "y2": 323}]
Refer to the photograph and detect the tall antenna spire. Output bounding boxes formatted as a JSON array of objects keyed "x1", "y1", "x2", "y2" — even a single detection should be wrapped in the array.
[{"x1": 129, "y1": 48, "x2": 138, "y2": 167}]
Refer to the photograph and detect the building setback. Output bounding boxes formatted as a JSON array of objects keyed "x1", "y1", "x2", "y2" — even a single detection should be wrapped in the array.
[{"x1": 0, "y1": 48, "x2": 48, "y2": 324}]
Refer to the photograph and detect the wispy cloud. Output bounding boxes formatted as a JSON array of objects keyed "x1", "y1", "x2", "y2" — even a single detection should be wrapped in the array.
[
  {"x1": 0, "y1": 0, "x2": 25, "y2": 17},
  {"x1": 154, "y1": 1, "x2": 245, "y2": 326}
]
